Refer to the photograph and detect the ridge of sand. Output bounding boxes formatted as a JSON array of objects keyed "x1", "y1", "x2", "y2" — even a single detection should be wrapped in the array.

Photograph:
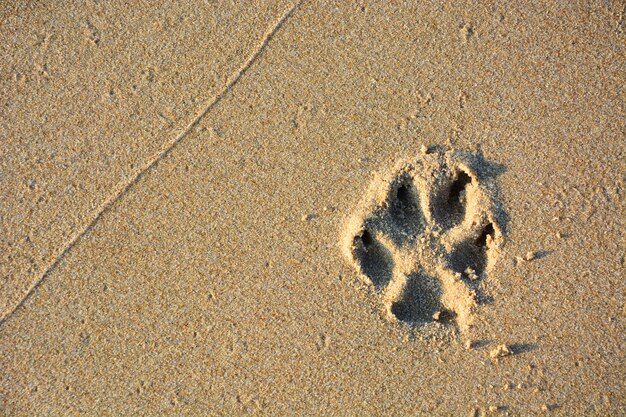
[
  {"x1": 0, "y1": 0, "x2": 303, "y2": 327},
  {"x1": 0, "y1": 0, "x2": 298, "y2": 322}
]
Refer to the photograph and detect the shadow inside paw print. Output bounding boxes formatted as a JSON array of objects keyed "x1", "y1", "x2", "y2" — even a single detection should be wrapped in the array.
[
  {"x1": 389, "y1": 272, "x2": 451, "y2": 325},
  {"x1": 353, "y1": 230, "x2": 394, "y2": 290},
  {"x1": 388, "y1": 174, "x2": 424, "y2": 241},
  {"x1": 343, "y1": 148, "x2": 506, "y2": 334},
  {"x1": 432, "y1": 170, "x2": 472, "y2": 230},
  {"x1": 447, "y1": 222, "x2": 496, "y2": 276}
]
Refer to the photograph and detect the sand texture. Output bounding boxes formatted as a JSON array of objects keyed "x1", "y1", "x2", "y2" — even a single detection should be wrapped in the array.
[{"x1": 1, "y1": 1, "x2": 625, "y2": 415}]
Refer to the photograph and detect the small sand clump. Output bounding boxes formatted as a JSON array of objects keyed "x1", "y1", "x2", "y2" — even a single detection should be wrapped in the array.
[{"x1": 490, "y1": 344, "x2": 513, "y2": 360}]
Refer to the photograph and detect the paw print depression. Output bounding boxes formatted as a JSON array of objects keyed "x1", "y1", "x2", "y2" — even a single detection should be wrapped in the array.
[{"x1": 342, "y1": 149, "x2": 505, "y2": 334}]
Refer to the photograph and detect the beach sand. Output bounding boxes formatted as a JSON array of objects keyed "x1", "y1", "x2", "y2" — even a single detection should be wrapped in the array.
[{"x1": 1, "y1": 1, "x2": 624, "y2": 415}]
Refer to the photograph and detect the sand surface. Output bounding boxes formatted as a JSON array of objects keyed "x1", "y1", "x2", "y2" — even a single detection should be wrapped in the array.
[{"x1": 1, "y1": 1, "x2": 624, "y2": 415}]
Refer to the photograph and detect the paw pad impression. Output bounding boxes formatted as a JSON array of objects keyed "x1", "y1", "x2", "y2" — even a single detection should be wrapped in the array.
[{"x1": 342, "y1": 149, "x2": 504, "y2": 334}]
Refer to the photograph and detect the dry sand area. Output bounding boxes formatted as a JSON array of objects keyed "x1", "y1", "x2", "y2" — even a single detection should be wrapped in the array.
[{"x1": 1, "y1": 1, "x2": 625, "y2": 415}]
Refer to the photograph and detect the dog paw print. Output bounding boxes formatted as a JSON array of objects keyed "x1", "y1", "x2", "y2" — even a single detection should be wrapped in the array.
[{"x1": 342, "y1": 149, "x2": 503, "y2": 333}]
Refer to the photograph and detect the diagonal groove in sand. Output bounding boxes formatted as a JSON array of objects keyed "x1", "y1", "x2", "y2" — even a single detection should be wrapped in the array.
[{"x1": 0, "y1": 0, "x2": 305, "y2": 328}]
